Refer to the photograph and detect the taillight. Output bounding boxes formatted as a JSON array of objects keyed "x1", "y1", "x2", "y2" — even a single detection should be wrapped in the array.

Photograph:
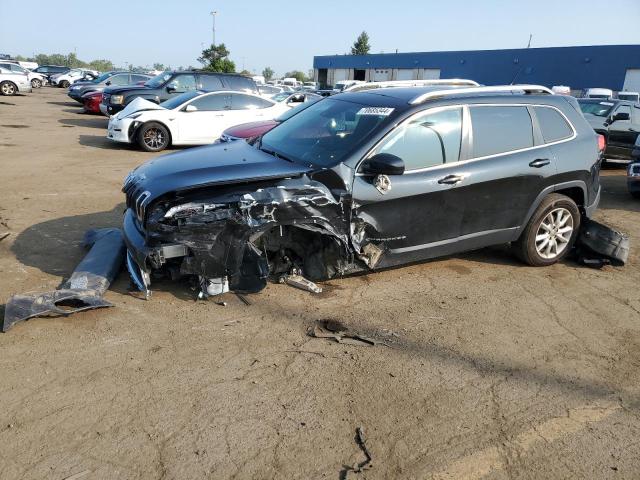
[{"x1": 597, "y1": 134, "x2": 606, "y2": 152}]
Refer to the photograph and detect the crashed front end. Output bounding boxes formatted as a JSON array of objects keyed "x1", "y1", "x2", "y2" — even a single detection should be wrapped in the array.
[{"x1": 122, "y1": 174, "x2": 359, "y2": 297}]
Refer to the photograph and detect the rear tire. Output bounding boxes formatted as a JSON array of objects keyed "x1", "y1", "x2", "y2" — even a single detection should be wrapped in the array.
[
  {"x1": 60, "y1": 80, "x2": 70, "y2": 88},
  {"x1": 514, "y1": 193, "x2": 581, "y2": 266},
  {"x1": 0, "y1": 81, "x2": 16, "y2": 96},
  {"x1": 31, "y1": 78, "x2": 42, "y2": 89},
  {"x1": 137, "y1": 122, "x2": 170, "y2": 152}
]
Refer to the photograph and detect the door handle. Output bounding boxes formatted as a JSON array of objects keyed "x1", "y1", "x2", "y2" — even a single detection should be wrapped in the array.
[
  {"x1": 529, "y1": 158, "x2": 550, "y2": 168},
  {"x1": 437, "y1": 174, "x2": 464, "y2": 185}
]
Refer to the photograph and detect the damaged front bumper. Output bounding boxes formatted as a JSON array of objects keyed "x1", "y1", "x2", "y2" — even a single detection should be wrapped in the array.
[{"x1": 122, "y1": 177, "x2": 359, "y2": 297}]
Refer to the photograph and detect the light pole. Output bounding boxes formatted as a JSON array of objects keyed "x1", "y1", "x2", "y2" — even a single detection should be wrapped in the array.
[{"x1": 210, "y1": 10, "x2": 217, "y2": 46}]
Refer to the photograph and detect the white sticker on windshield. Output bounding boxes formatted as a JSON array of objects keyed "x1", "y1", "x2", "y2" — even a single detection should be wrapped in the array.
[
  {"x1": 600, "y1": 102, "x2": 614, "y2": 106},
  {"x1": 357, "y1": 107, "x2": 395, "y2": 116}
]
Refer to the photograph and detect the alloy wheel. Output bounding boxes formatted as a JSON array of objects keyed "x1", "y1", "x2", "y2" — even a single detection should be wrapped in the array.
[
  {"x1": 143, "y1": 128, "x2": 166, "y2": 150},
  {"x1": 31, "y1": 79, "x2": 42, "y2": 88},
  {"x1": 1, "y1": 82, "x2": 15, "y2": 95},
  {"x1": 535, "y1": 207, "x2": 574, "y2": 260}
]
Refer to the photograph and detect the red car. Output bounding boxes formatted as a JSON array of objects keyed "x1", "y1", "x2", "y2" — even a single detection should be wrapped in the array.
[
  {"x1": 220, "y1": 96, "x2": 322, "y2": 143},
  {"x1": 82, "y1": 91, "x2": 103, "y2": 114}
]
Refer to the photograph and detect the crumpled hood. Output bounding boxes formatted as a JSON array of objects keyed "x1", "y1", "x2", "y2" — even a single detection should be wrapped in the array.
[
  {"x1": 116, "y1": 97, "x2": 165, "y2": 119},
  {"x1": 123, "y1": 140, "x2": 312, "y2": 205}
]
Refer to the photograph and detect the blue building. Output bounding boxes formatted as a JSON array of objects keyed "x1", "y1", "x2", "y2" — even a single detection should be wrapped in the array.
[{"x1": 313, "y1": 45, "x2": 640, "y2": 92}]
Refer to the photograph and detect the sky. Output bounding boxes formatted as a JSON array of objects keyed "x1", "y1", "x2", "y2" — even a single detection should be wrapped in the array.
[{"x1": 1, "y1": 0, "x2": 639, "y2": 76}]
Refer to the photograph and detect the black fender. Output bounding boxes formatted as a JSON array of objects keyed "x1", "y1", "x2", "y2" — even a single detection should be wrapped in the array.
[{"x1": 514, "y1": 181, "x2": 588, "y2": 239}]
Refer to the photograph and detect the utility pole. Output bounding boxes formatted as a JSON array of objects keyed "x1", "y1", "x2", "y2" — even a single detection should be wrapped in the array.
[
  {"x1": 527, "y1": 34, "x2": 533, "y2": 48},
  {"x1": 210, "y1": 10, "x2": 218, "y2": 46}
]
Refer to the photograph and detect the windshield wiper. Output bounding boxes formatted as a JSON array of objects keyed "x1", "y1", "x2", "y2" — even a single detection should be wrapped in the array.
[{"x1": 260, "y1": 146, "x2": 294, "y2": 163}]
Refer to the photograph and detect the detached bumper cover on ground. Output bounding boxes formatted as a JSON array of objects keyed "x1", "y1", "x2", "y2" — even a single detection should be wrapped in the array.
[{"x1": 2, "y1": 228, "x2": 125, "y2": 332}]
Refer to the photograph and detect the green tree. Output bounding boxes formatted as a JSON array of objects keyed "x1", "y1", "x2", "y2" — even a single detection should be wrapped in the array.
[
  {"x1": 262, "y1": 67, "x2": 274, "y2": 81},
  {"x1": 88, "y1": 59, "x2": 115, "y2": 72},
  {"x1": 152, "y1": 63, "x2": 166, "y2": 71},
  {"x1": 351, "y1": 31, "x2": 371, "y2": 55},
  {"x1": 239, "y1": 70, "x2": 252, "y2": 76},
  {"x1": 284, "y1": 70, "x2": 306, "y2": 83},
  {"x1": 198, "y1": 43, "x2": 236, "y2": 73}
]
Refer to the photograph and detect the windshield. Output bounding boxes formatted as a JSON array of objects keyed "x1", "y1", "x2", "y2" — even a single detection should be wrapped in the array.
[
  {"x1": 578, "y1": 100, "x2": 614, "y2": 117},
  {"x1": 618, "y1": 93, "x2": 639, "y2": 101},
  {"x1": 160, "y1": 90, "x2": 202, "y2": 110},
  {"x1": 145, "y1": 71, "x2": 172, "y2": 88},
  {"x1": 275, "y1": 97, "x2": 322, "y2": 122},
  {"x1": 260, "y1": 97, "x2": 396, "y2": 167},
  {"x1": 94, "y1": 72, "x2": 115, "y2": 83}
]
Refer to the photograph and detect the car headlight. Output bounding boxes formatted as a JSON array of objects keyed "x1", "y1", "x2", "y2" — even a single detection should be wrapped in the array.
[
  {"x1": 110, "y1": 95, "x2": 124, "y2": 105},
  {"x1": 628, "y1": 164, "x2": 640, "y2": 177}
]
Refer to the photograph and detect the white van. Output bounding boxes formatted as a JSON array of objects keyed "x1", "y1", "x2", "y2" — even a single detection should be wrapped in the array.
[
  {"x1": 282, "y1": 77, "x2": 299, "y2": 88},
  {"x1": 551, "y1": 85, "x2": 571, "y2": 95},
  {"x1": 585, "y1": 88, "x2": 613, "y2": 99}
]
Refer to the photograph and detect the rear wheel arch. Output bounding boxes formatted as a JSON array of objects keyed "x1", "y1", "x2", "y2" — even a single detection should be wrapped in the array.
[{"x1": 516, "y1": 181, "x2": 587, "y2": 238}]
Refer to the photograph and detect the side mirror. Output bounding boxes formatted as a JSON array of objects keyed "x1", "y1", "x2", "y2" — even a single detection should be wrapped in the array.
[
  {"x1": 105, "y1": 80, "x2": 111, "y2": 86},
  {"x1": 184, "y1": 104, "x2": 198, "y2": 112},
  {"x1": 361, "y1": 153, "x2": 405, "y2": 176},
  {"x1": 611, "y1": 112, "x2": 630, "y2": 122},
  {"x1": 166, "y1": 83, "x2": 178, "y2": 93}
]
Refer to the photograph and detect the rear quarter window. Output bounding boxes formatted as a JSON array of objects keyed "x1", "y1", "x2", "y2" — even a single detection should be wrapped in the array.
[
  {"x1": 470, "y1": 106, "x2": 533, "y2": 158},
  {"x1": 223, "y1": 76, "x2": 257, "y2": 93},
  {"x1": 534, "y1": 106, "x2": 574, "y2": 143}
]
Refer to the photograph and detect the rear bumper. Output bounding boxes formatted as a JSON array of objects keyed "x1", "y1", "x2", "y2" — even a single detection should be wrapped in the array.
[{"x1": 585, "y1": 185, "x2": 601, "y2": 218}]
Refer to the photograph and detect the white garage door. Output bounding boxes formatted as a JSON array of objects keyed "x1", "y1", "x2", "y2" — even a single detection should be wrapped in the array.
[
  {"x1": 333, "y1": 69, "x2": 349, "y2": 83},
  {"x1": 396, "y1": 69, "x2": 414, "y2": 81},
  {"x1": 373, "y1": 69, "x2": 391, "y2": 82},
  {"x1": 421, "y1": 69, "x2": 441, "y2": 80},
  {"x1": 623, "y1": 69, "x2": 640, "y2": 92}
]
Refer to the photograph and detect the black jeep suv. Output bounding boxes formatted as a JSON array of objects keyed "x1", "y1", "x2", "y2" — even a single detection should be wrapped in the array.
[
  {"x1": 121, "y1": 85, "x2": 602, "y2": 297},
  {"x1": 101, "y1": 70, "x2": 258, "y2": 116},
  {"x1": 578, "y1": 98, "x2": 640, "y2": 161}
]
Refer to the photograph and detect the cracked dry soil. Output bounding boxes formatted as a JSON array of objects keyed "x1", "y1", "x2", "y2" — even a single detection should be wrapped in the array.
[{"x1": 1, "y1": 89, "x2": 640, "y2": 480}]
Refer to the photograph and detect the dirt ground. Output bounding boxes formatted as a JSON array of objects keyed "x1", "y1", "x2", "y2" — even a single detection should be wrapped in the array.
[{"x1": 1, "y1": 88, "x2": 640, "y2": 480}]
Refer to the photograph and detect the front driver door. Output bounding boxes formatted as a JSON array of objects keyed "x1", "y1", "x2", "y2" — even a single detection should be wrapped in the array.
[
  {"x1": 608, "y1": 104, "x2": 639, "y2": 158},
  {"x1": 177, "y1": 93, "x2": 231, "y2": 143},
  {"x1": 351, "y1": 106, "x2": 467, "y2": 268}
]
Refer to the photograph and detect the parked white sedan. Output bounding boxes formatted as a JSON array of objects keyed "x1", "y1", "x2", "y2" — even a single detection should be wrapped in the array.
[{"x1": 107, "y1": 90, "x2": 290, "y2": 151}]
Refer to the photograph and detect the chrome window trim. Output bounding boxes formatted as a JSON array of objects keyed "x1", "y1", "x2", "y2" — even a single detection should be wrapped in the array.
[{"x1": 355, "y1": 103, "x2": 577, "y2": 177}]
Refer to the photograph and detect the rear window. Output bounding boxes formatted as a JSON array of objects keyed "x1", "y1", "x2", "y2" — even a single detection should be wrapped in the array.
[
  {"x1": 534, "y1": 106, "x2": 573, "y2": 143},
  {"x1": 223, "y1": 76, "x2": 257, "y2": 93},
  {"x1": 470, "y1": 106, "x2": 533, "y2": 158}
]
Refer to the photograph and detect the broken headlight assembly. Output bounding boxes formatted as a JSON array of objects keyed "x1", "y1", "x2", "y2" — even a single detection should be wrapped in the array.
[{"x1": 110, "y1": 94, "x2": 124, "y2": 105}]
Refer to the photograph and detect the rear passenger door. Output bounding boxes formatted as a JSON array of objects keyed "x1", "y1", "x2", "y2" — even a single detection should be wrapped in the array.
[{"x1": 458, "y1": 105, "x2": 557, "y2": 237}]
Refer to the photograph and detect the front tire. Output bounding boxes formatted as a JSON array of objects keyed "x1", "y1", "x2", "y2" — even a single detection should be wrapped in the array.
[
  {"x1": 31, "y1": 78, "x2": 42, "y2": 88},
  {"x1": 59, "y1": 80, "x2": 70, "y2": 88},
  {"x1": 0, "y1": 81, "x2": 16, "y2": 96},
  {"x1": 137, "y1": 122, "x2": 170, "y2": 152},
  {"x1": 514, "y1": 193, "x2": 581, "y2": 266}
]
